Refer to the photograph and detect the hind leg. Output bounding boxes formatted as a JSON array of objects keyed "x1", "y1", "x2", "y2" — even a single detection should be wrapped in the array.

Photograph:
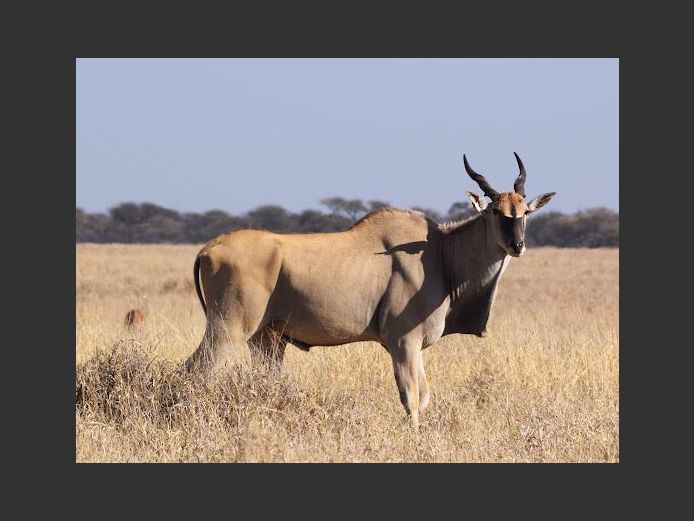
[
  {"x1": 184, "y1": 290, "x2": 269, "y2": 375},
  {"x1": 185, "y1": 245, "x2": 281, "y2": 374},
  {"x1": 184, "y1": 312, "x2": 253, "y2": 374},
  {"x1": 249, "y1": 325, "x2": 287, "y2": 370}
]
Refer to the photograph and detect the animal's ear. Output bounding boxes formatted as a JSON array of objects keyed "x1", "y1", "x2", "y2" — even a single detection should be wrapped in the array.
[
  {"x1": 526, "y1": 192, "x2": 556, "y2": 213},
  {"x1": 467, "y1": 191, "x2": 488, "y2": 212}
]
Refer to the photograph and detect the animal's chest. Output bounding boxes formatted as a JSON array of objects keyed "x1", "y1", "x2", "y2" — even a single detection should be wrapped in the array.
[{"x1": 378, "y1": 262, "x2": 450, "y2": 346}]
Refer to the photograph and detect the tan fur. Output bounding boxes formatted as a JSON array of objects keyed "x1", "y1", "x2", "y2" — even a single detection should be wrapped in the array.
[
  {"x1": 124, "y1": 308, "x2": 145, "y2": 329},
  {"x1": 185, "y1": 207, "x2": 514, "y2": 428}
]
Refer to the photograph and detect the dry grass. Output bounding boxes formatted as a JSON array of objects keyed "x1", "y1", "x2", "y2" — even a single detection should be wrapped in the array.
[{"x1": 76, "y1": 244, "x2": 618, "y2": 462}]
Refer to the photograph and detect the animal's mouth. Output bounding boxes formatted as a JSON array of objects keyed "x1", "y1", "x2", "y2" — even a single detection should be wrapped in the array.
[{"x1": 507, "y1": 248, "x2": 525, "y2": 257}]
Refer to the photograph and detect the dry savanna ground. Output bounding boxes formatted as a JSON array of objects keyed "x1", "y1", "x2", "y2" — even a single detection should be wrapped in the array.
[{"x1": 76, "y1": 243, "x2": 618, "y2": 463}]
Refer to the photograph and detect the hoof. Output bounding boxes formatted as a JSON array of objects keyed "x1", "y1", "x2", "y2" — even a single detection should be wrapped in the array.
[{"x1": 400, "y1": 414, "x2": 420, "y2": 431}]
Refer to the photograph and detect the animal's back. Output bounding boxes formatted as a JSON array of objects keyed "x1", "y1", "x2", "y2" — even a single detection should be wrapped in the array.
[{"x1": 199, "y1": 207, "x2": 433, "y2": 263}]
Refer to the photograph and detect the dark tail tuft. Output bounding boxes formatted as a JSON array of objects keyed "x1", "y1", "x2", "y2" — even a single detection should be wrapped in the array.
[{"x1": 193, "y1": 254, "x2": 206, "y2": 316}]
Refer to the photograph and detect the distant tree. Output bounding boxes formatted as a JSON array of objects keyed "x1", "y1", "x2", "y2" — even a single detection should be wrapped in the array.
[
  {"x1": 445, "y1": 201, "x2": 475, "y2": 222},
  {"x1": 107, "y1": 204, "x2": 140, "y2": 242},
  {"x1": 89, "y1": 213, "x2": 112, "y2": 241},
  {"x1": 246, "y1": 205, "x2": 295, "y2": 231},
  {"x1": 525, "y1": 207, "x2": 618, "y2": 248},
  {"x1": 76, "y1": 207, "x2": 87, "y2": 225},
  {"x1": 410, "y1": 206, "x2": 445, "y2": 223},
  {"x1": 572, "y1": 207, "x2": 619, "y2": 247},
  {"x1": 75, "y1": 208, "x2": 90, "y2": 241},
  {"x1": 76, "y1": 208, "x2": 111, "y2": 242},
  {"x1": 139, "y1": 202, "x2": 180, "y2": 222},
  {"x1": 320, "y1": 197, "x2": 368, "y2": 220},
  {"x1": 109, "y1": 202, "x2": 143, "y2": 226},
  {"x1": 319, "y1": 197, "x2": 345, "y2": 215},
  {"x1": 295, "y1": 209, "x2": 351, "y2": 232},
  {"x1": 141, "y1": 215, "x2": 184, "y2": 243},
  {"x1": 182, "y1": 210, "x2": 245, "y2": 243},
  {"x1": 296, "y1": 209, "x2": 326, "y2": 232},
  {"x1": 525, "y1": 211, "x2": 567, "y2": 247},
  {"x1": 367, "y1": 200, "x2": 390, "y2": 211}
]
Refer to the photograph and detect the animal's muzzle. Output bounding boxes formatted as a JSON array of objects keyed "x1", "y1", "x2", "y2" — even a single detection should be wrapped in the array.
[{"x1": 511, "y1": 240, "x2": 524, "y2": 255}]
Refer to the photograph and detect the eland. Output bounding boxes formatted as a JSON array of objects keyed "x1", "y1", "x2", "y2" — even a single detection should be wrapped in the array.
[{"x1": 184, "y1": 153, "x2": 555, "y2": 427}]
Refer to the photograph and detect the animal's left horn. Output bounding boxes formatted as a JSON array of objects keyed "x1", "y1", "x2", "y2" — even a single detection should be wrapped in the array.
[{"x1": 513, "y1": 152, "x2": 526, "y2": 197}]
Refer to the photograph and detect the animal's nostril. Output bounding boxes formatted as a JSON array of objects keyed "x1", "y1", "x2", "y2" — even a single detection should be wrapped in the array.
[{"x1": 512, "y1": 240, "x2": 524, "y2": 251}]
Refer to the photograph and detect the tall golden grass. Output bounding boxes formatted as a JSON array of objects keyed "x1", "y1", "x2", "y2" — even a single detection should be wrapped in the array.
[{"x1": 76, "y1": 244, "x2": 618, "y2": 462}]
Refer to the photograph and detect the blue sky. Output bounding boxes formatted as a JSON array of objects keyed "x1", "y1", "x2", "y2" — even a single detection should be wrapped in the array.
[{"x1": 76, "y1": 58, "x2": 618, "y2": 215}]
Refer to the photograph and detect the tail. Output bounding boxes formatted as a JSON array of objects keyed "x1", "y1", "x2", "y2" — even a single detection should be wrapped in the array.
[{"x1": 193, "y1": 254, "x2": 207, "y2": 316}]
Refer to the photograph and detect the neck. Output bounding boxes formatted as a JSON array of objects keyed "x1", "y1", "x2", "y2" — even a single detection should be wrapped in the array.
[{"x1": 442, "y1": 213, "x2": 508, "y2": 301}]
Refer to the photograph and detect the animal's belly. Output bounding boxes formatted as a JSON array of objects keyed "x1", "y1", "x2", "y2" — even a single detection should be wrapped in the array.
[
  {"x1": 282, "y1": 322, "x2": 376, "y2": 347},
  {"x1": 267, "y1": 244, "x2": 392, "y2": 345},
  {"x1": 268, "y1": 287, "x2": 382, "y2": 346}
]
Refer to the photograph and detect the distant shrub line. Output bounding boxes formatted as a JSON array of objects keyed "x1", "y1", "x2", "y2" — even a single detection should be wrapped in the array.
[{"x1": 76, "y1": 197, "x2": 618, "y2": 248}]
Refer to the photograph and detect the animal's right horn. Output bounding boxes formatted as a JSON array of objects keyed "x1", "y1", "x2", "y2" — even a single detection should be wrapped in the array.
[{"x1": 463, "y1": 155, "x2": 499, "y2": 198}]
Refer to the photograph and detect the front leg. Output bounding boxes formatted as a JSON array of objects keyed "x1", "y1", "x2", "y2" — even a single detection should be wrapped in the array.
[
  {"x1": 388, "y1": 338, "x2": 422, "y2": 429},
  {"x1": 418, "y1": 350, "x2": 430, "y2": 411}
]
